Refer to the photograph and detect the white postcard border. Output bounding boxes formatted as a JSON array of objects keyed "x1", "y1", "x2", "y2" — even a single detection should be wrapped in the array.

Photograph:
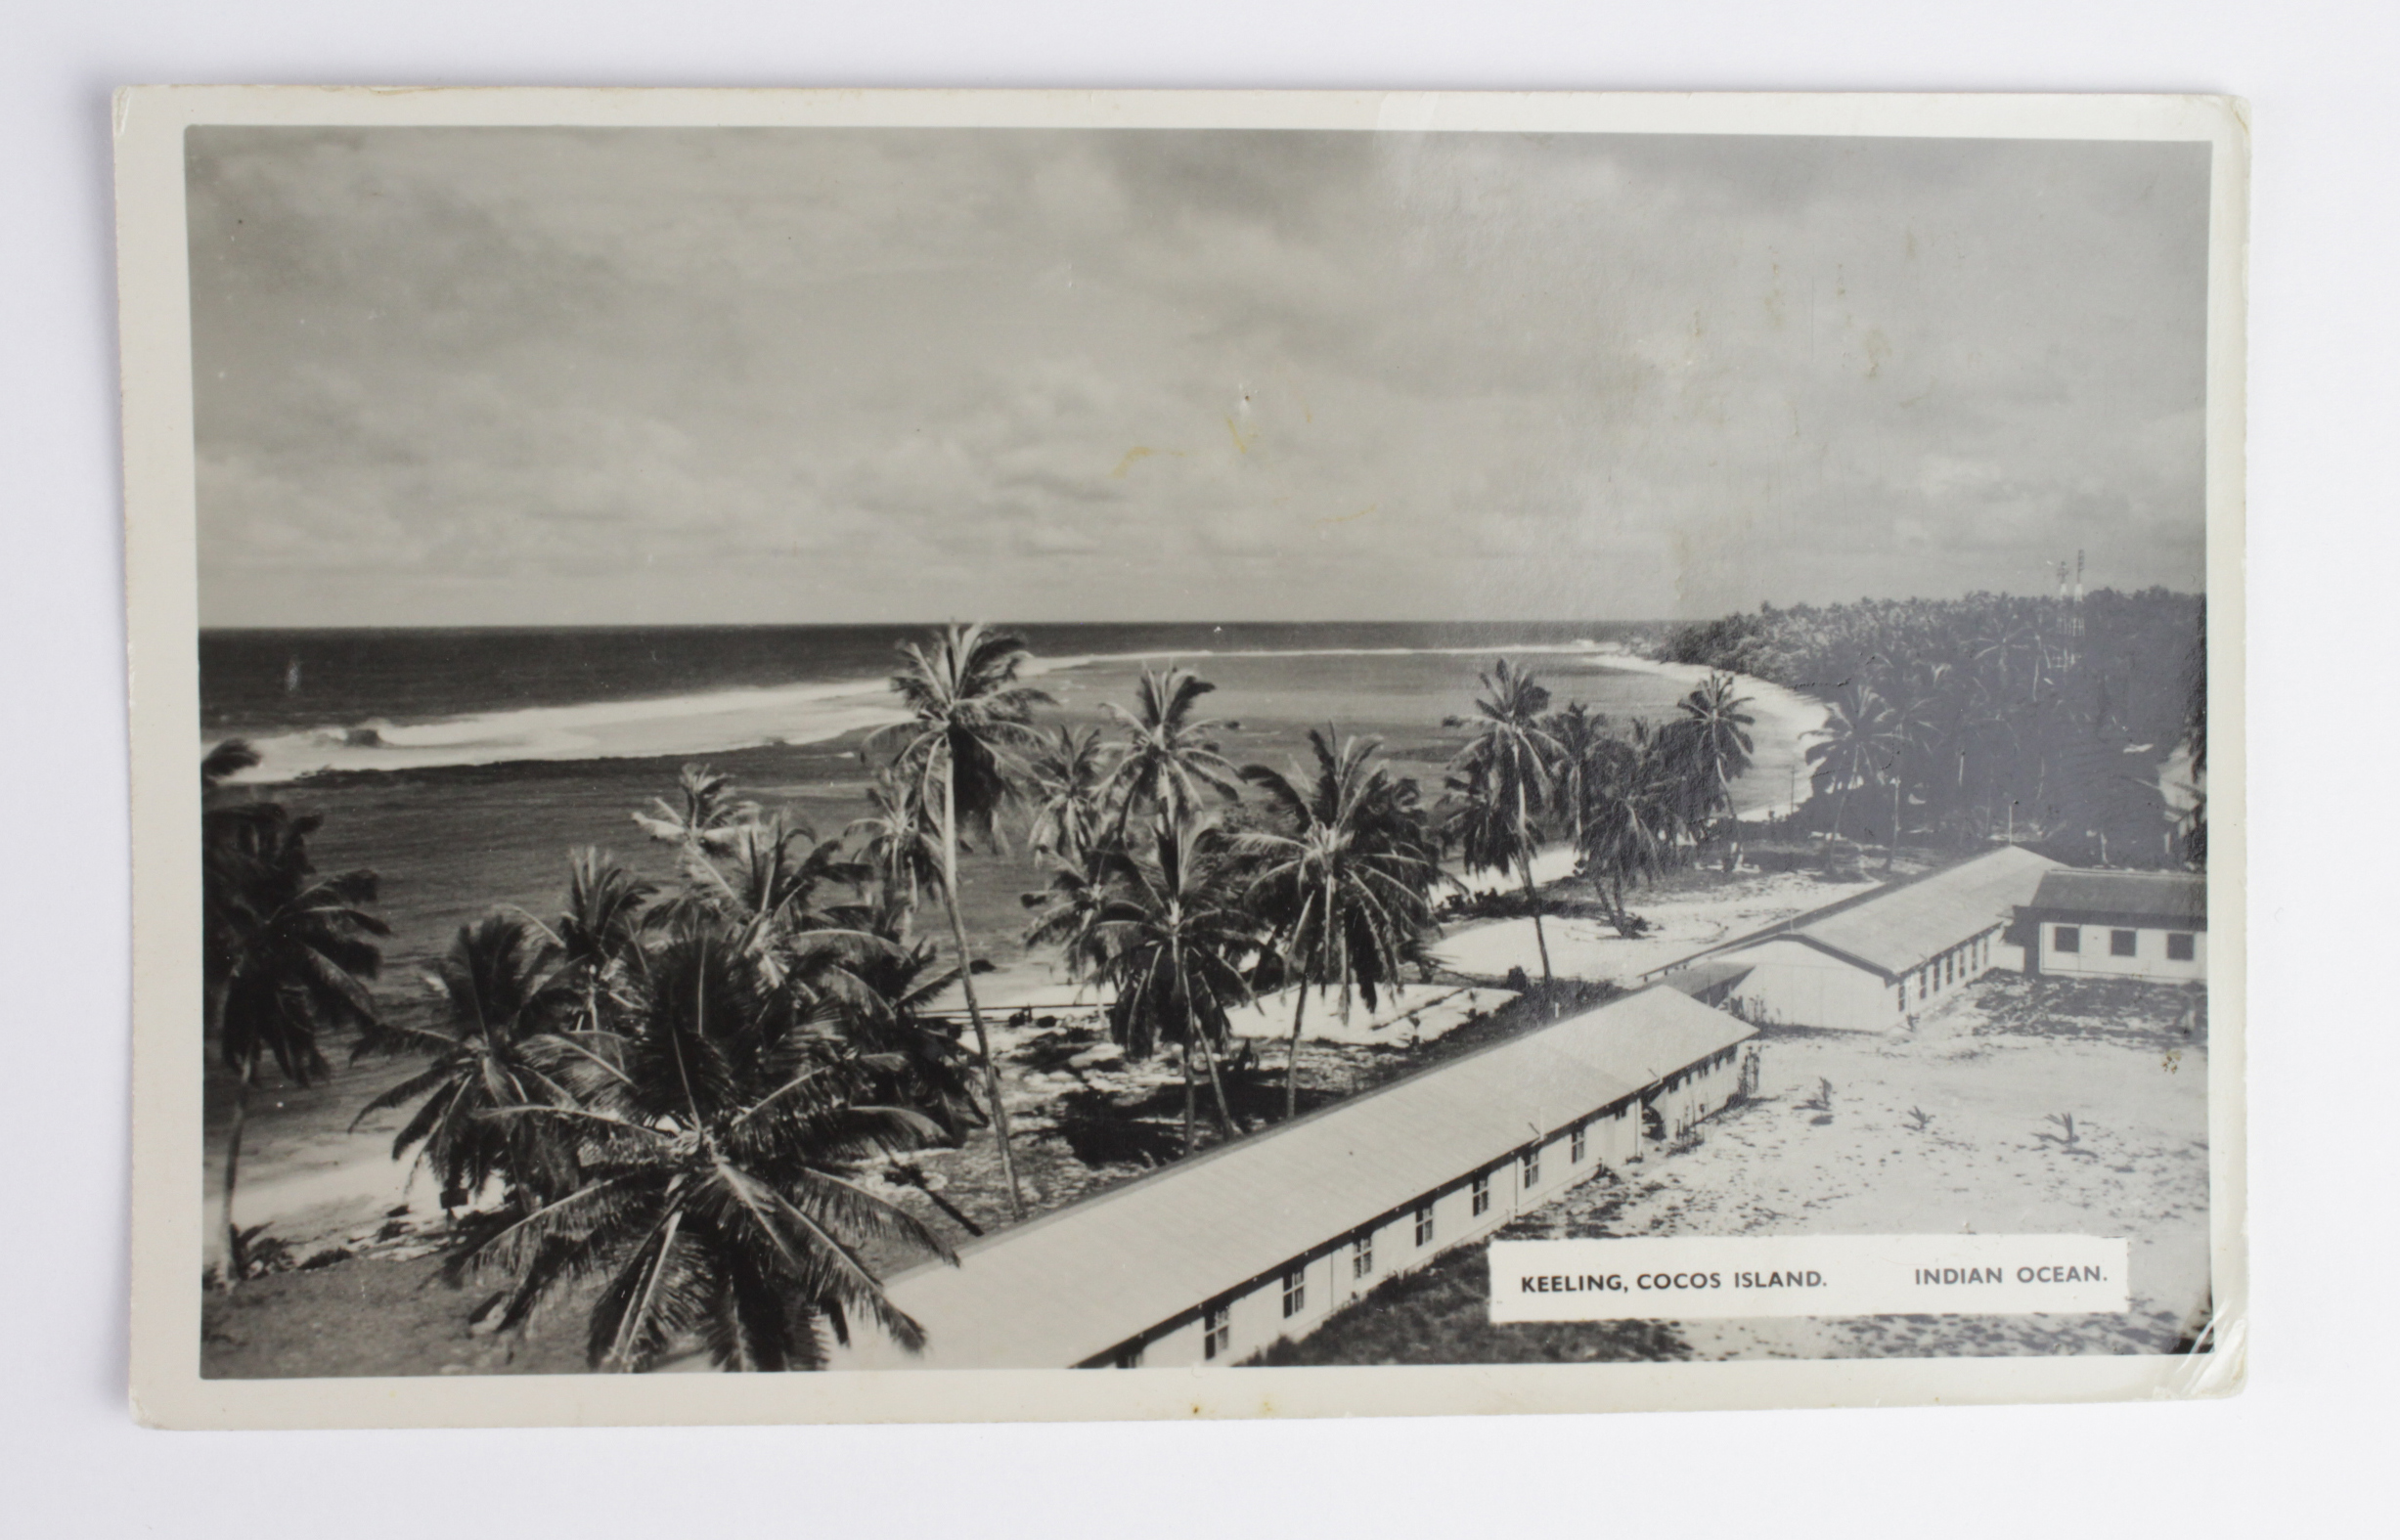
[{"x1": 117, "y1": 84, "x2": 2249, "y2": 1430}]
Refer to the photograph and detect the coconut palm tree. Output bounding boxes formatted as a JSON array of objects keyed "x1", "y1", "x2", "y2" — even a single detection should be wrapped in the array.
[
  {"x1": 653, "y1": 816, "x2": 913, "y2": 1064},
  {"x1": 844, "y1": 769, "x2": 946, "y2": 943},
  {"x1": 1542, "y1": 702, "x2": 1607, "y2": 852},
  {"x1": 668, "y1": 818, "x2": 866, "y2": 952},
  {"x1": 871, "y1": 622, "x2": 1053, "y2": 1220},
  {"x1": 350, "y1": 912, "x2": 580, "y2": 1213},
  {"x1": 838, "y1": 936, "x2": 985, "y2": 1146},
  {"x1": 631, "y1": 764, "x2": 760, "y2": 863},
  {"x1": 1237, "y1": 729, "x2": 1441, "y2": 1118},
  {"x1": 1020, "y1": 846, "x2": 1120, "y2": 988},
  {"x1": 548, "y1": 849, "x2": 655, "y2": 1035},
  {"x1": 1102, "y1": 665, "x2": 1245, "y2": 831},
  {"x1": 1804, "y1": 683, "x2": 1900, "y2": 843},
  {"x1": 202, "y1": 781, "x2": 387, "y2": 1287},
  {"x1": 1578, "y1": 730, "x2": 1679, "y2": 935},
  {"x1": 1675, "y1": 671, "x2": 1756, "y2": 858},
  {"x1": 465, "y1": 927, "x2": 954, "y2": 1371},
  {"x1": 1879, "y1": 681, "x2": 1950, "y2": 869},
  {"x1": 1444, "y1": 659, "x2": 1561, "y2": 983},
  {"x1": 1091, "y1": 814, "x2": 1262, "y2": 1153},
  {"x1": 1023, "y1": 725, "x2": 1115, "y2": 866}
]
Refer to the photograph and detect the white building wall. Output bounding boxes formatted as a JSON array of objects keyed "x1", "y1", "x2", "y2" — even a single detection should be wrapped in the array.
[
  {"x1": 1143, "y1": 1313, "x2": 1205, "y2": 1368},
  {"x1": 1594, "y1": 1101, "x2": 1644, "y2": 1169},
  {"x1": 1648, "y1": 1047, "x2": 1747, "y2": 1139},
  {"x1": 1722, "y1": 926, "x2": 2007, "y2": 1032},
  {"x1": 2036, "y1": 923, "x2": 2207, "y2": 982},
  {"x1": 1720, "y1": 940, "x2": 1900, "y2": 1032}
]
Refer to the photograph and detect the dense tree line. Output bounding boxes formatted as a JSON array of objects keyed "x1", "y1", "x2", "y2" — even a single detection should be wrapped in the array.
[{"x1": 1654, "y1": 589, "x2": 2205, "y2": 867}]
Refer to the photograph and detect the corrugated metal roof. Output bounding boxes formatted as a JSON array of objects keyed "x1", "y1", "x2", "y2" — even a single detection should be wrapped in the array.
[
  {"x1": 1783, "y1": 846, "x2": 2062, "y2": 978},
  {"x1": 1660, "y1": 959, "x2": 1756, "y2": 1000},
  {"x1": 2025, "y1": 869, "x2": 2206, "y2": 926},
  {"x1": 873, "y1": 986, "x2": 1754, "y2": 1369},
  {"x1": 1649, "y1": 846, "x2": 2063, "y2": 983}
]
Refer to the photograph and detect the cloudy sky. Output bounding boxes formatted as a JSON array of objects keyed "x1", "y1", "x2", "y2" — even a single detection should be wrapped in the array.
[{"x1": 187, "y1": 126, "x2": 2209, "y2": 628}]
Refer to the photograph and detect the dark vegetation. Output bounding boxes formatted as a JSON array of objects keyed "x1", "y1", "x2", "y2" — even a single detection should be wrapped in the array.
[
  {"x1": 1969, "y1": 973, "x2": 2208, "y2": 1050},
  {"x1": 1654, "y1": 588, "x2": 2205, "y2": 868}
]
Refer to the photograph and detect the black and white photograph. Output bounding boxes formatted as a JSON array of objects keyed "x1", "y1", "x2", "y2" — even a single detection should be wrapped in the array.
[{"x1": 117, "y1": 88, "x2": 2244, "y2": 1424}]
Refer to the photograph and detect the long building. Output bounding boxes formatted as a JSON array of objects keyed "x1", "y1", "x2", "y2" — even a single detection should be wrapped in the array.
[
  {"x1": 838, "y1": 986, "x2": 1756, "y2": 1370},
  {"x1": 1642, "y1": 845, "x2": 2063, "y2": 1032}
]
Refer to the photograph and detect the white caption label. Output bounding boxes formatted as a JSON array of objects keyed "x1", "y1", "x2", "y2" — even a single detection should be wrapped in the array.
[{"x1": 1488, "y1": 1235, "x2": 2129, "y2": 1321}]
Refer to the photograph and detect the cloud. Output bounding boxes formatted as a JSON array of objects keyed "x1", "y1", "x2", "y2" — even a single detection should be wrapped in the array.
[{"x1": 188, "y1": 126, "x2": 2210, "y2": 626}]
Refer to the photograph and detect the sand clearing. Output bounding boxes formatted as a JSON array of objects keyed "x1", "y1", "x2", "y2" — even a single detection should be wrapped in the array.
[
  {"x1": 1518, "y1": 974, "x2": 2212, "y2": 1357},
  {"x1": 1224, "y1": 984, "x2": 1520, "y2": 1047},
  {"x1": 1437, "y1": 869, "x2": 1884, "y2": 986}
]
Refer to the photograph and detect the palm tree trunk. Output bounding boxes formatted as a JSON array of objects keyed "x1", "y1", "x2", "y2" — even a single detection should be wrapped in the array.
[
  {"x1": 1520, "y1": 853, "x2": 1553, "y2": 985},
  {"x1": 1192, "y1": 1026, "x2": 1242, "y2": 1139},
  {"x1": 941, "y1": 765, "x2": 1024, "y2": 1221},
  {"x1": 1169, "y1": 930, "x2": 1241, "y2": 1139},
  {"x1": 219, "y1": 1038, "x2": 258, "y2": 1292},
  {"x1": 1283, "y1": 985, "x2": 1309, "y2": 1121},
  {"x1": 1179, "y1": 1036, "x2": 1197, "y2": 1156},
  {"x1": 1719, "y1": 765, "x2": 1741, "y2": 872}
]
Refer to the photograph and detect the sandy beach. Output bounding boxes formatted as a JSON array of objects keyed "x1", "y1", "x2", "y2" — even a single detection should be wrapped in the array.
[{"x1": 1584, "y1": 644, "x2": 1830, "y2": 823}]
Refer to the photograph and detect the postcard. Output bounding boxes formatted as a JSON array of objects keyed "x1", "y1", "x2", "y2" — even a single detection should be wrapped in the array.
[{"x1": 117, "y1": 86, "x2": 2245, "y2": 1427}]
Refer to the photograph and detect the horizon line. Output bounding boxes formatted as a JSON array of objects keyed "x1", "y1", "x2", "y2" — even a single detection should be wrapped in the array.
[{"x1": 194, "y1": 588, "x2": 2194, "y2": 635}]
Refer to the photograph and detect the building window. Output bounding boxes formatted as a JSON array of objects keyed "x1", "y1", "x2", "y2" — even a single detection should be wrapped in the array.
[
  {"x1": 1918, "y1": 970, "x2": 1929, "y2": 1000},
  {"x1": 1281, "y1": 1266, "x2": 1307, "y2": 1319},
  {"x1": 1203, "y1": 1305, "x2": 1230, "y2": 1361},
  {"x1": 2054, "y1": 926, "x2": 2081, "y2": 953},
  {"x1": 1470, "y1": 1175, "x2": 1490, "y2": 1216},
  {"x1": 1414, "y1": 1203, "x2": 1435, "y2": 1247},
  {"x1": 2111, "y1": 929, "x2": 2138, "y2": 957},
  {"x1": 1352, "y1": 1232, "x2": 1374, "y2": 1279},
  {"x1": 1572, "y1": 1123, "x2": 1587, "y2": 1164},
  {"x1": 2167, "y1": 932, "x2": 2196, "y2": 961},
  {"x1": 1114, "y1": 1342, "x2": 1144, "y2": 1369},
  {"x1": 1521, "y1": 1149, "x2": 1540, "y2": 1190}
]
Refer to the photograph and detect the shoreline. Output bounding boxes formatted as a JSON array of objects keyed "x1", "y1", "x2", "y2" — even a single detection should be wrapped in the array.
[
  {"x1": 204, "y1": 634, "x2": 1807, "y2": 788},
  {"x1": 1583, "y1": 643, "x2": 1829, "y2": 822},
  {"x1": 209, "y1": 636, "x2": 1645, "y2": 785}
]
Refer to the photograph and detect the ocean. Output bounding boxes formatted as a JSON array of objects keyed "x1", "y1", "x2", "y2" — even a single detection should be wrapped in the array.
[{"x1": 200, "y1": 621, "x2": 1645, "y2": 779}]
